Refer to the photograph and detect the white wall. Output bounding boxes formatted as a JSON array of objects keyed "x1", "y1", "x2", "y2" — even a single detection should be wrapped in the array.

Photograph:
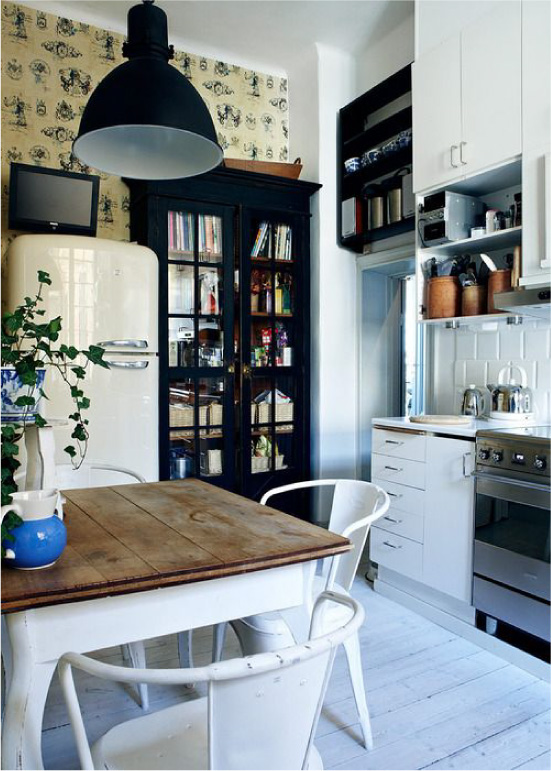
[{"x1": 430, "y1": 320, "x2": 551, "y2": 421}]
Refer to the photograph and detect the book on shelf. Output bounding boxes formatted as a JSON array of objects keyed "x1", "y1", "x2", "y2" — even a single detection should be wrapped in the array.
[
  {"x1": 198, "y1": 214, "x2": 222, "y2": 261},
  {"x1": 251, "y1": 222, "x2": 293, "y2": 260},
  {"x1": 168, "y1": 210, "x2": 194, "y2": 255}
]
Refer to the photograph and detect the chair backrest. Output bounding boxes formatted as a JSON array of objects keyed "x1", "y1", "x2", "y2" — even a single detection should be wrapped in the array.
[
  {"x1": 59, "y1": 591, "x2": 363, "y2": 771},
  {"x1": 261, "y1": 479, "x2": 390, "y2": 592},
  {"x1": 328, "y1": 480, "x2": 388, "y2": 591},
  {"x1": 55, "y1": 462, "x2": 145, "y2": 490}
]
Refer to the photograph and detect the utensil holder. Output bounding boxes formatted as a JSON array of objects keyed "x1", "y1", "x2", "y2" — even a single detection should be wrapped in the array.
[
  {"x1": 487, "y1": 269, "x2": 512, "y2": 313},
  {"x1": 461, "y1": 285, "x2": 487, "y2": 316},
  {"x1": 427, "y1": 276, "x2": 461, "y2": 319}
]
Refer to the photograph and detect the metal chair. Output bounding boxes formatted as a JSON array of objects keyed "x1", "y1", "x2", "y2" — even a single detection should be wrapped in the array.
[
  {"x1": 213, "y1": 479, "x2": 390, "y2": 750},
  {"x1": 59, "y1": 591, "x2": 363, "y2": 770}
]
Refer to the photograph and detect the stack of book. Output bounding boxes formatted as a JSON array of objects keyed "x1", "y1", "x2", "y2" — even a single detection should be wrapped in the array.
[
  {"x1": 199, "y1": 215, "x2": 223, "y2": 261},
  {"x1": 251, "y1": 222, "x2": 293, "y2": 260},
  {"x1": 168, "y1": 210, "x2": 194, "y2": 255}
]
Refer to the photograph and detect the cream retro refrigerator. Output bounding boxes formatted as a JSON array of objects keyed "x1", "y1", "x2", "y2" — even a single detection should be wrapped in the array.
[{"x1": 6, "y1": 234, "x2": 159, "y2": 482}]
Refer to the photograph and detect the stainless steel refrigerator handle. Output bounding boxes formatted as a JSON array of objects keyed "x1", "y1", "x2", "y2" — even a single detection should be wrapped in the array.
[
  {"x1": 97, "y1": 340, "x2": 148, "y2": 349},
  {"x1": 104, "y1": 360, "x2": 149, "y2": 369},
  {"x1": 472, "y1": 471, "x2": 549, "y2": 493}
]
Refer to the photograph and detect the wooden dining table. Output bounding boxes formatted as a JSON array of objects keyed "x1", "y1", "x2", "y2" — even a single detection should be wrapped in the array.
[{"x1": 1, "y1": 478, "x2": 350, "y2": 771}]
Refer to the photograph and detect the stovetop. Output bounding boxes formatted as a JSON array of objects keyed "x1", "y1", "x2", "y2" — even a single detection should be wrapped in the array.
[{"x1": 477, "y1": 425, "x2": 551, "y2": 442}]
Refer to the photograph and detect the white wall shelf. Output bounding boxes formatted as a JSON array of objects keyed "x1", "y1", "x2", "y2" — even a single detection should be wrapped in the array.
[
  {"x1": 420, "y1": 226, "x2": 522, "y2": 258},
  {"x1": 420, "y1": 312, "x2": 520, "y2": 327}
]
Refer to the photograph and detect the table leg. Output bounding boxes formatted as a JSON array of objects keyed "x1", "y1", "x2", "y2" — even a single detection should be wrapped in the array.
[
  {"x1": 1, "y1": 614, "x2": 57, "y2": 771},
  {"x1": 280, "y1": 560, "x2": 316, "y2": 643}
]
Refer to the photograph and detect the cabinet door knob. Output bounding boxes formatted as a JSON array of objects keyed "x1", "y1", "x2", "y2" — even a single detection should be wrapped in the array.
[
  {"x1": 459, "y1": 141, "x2": 468, "y2": 165},
  {"x1": 242, "y1": 364, "x2": 252, "y2": 379},
  {"x1": 450, "y1": 145, "x2": 459, "y2": 168},
  {"x1": 227, "y1": 363, "x2": 235, "y2": 374}
]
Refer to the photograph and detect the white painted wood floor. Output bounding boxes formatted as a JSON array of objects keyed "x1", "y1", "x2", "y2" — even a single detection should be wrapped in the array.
[{"x1": 39, "y1": 572, "x2": 551, "y2": 771}]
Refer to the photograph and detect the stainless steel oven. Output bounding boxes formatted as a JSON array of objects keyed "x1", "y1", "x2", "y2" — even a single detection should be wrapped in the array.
[{"x1": 473, "y1": 427, "x2": 550, "y2": 646}]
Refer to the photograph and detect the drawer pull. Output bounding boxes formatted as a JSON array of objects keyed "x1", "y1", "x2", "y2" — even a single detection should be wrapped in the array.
[
  {"x1": 383, "y1": 515, "x2": 402, "y2": 524},
  {"x1": 385, "y1": 440, "x2": 404, "y2": 446},
  {"x1": 384, "y1": 465, "x2": 403, "y2": 472},
  {"x1": 387, "y1": 491, "x2": 403, "y2": 499},
  {"x1": 383, "y1": 540, "x2": 402, "y2": 549}
]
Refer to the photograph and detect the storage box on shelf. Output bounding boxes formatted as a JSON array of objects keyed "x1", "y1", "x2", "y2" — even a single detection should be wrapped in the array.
[{"x1": 338, "y1": 64, "x2": 415, "y2": 253}]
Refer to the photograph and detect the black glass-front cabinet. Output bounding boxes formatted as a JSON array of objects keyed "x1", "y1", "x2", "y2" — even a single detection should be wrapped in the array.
[{"x1": 128, "y1": 168, "x2": 320, "y2": 509}]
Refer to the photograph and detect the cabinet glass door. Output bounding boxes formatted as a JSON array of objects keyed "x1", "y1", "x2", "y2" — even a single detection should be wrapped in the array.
[
  {"x1": 162, "y1": 202, "x2": 234, "y2": 487},
  {"x1": 241, "y1": 211, "x2": 306, "y2": 499}
]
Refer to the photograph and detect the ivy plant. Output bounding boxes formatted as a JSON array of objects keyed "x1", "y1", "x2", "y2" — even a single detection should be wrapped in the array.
[{"x1": 1, "y1": 270, "x2": 109, "y2": 553}]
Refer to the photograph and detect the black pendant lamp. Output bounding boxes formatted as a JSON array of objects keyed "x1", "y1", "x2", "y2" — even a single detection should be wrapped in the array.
[{"x1": 73, "y1": 0, "x2": 222, "y2": 180}]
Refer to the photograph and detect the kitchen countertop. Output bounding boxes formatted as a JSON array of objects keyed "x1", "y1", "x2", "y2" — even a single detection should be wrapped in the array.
[{"x1": 372, "y1": 415, "x2": 539, "y2": 439}]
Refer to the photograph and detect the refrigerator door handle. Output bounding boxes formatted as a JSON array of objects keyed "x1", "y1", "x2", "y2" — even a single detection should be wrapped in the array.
[
  {"x1": 97, "y1": 339, "x2": 148, "y2": 349},
  {"x1": 104, "y1": 360, "x2": 149, "y2": 369}
]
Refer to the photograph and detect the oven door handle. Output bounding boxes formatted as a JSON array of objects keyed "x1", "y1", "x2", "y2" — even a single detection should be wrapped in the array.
[{"x1": 472, "y1": 471, "x2": 549, "y2": 493}]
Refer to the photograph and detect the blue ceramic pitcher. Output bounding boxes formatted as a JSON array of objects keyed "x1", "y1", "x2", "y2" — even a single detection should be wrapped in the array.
[{"x1": 1, "y1": 489, "x2": 66, "y2": 570}]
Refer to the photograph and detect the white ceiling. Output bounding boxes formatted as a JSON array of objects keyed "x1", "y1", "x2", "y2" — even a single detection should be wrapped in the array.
[{"x1": 20, "y1": 0, "x2": 414, "y2": 74}]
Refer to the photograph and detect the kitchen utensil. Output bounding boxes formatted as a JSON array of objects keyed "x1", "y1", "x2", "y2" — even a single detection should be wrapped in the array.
[
  {"x1": 471, "y1": 226, "x2": 486, "y2": 238},
  {"x1": 362, "y1": 184, "x2": 385, "y2": 230},
  {"x1": 409, "y1": 415, "x2": 472, "y2": 425},
  {"x1": 382, "y1": 173, "x2": 403, "y2": 224},
  {"x1": 485, "y1": 209, "x2": 499, "y2": 233},
  {"x1": 427, "y1": 276, "x2": 461, "y2": 319},
  {"x1": 479, "y1": 252, "x2": 497, "y2": 272},
  {"x1": 461, "y1": 284, "x2": 486, "y2": 315},
  {"x1": 488, "y1": 362, "x2": 533, "y2": 418},
  {"x1": 487, "y1": 268, "x2": 512, "y2": 312},
  {"x1": 511, "y1": 245, "x2": 522, "y2": 287},
  {"x1": 461, "y1": 384, "x2": 490, "y2": 417}
]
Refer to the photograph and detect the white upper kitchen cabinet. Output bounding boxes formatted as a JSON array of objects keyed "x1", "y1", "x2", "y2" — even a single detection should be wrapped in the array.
[
  {"x1": 520, "y1": 0, "x2": 551, "y2": 286},
  {"x1": 461, "y1": 1, "x2": 521, "y2": 176},
  {"x1": 412, "y1": 36, "x2": 462, "y2": 194},
  {"x1": 413, "y1": 0, "x2": 521, "y2": 193}
]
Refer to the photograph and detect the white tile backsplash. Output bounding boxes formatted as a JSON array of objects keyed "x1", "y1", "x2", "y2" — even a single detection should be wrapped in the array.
[
  {"x1": 499, "y1": 326, "x2": 524, "y2": 360},
  {"x1": 476, "y1": 332, "x2": 499, "y2": 361},
  {"x1": 430, "y1": 321, "x2": 551, "y2": 422}
]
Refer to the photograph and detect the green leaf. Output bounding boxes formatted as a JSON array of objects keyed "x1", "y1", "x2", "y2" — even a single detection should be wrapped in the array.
[
  {"x1": 60, "y1": 344, "x2": 79, "y2": 360},
  {"x1": 71, "y1": 365, "x2": 87, "y2": 379},
  {"x1": 37, "y1": 270, "x2": 52, "y2": 285},
  {"x1": 78, "y1": 397, "x2": 90, "y2": 410},
  {"x1": 34, "y1": 414, "x2": 47, "y2": 428},
  {"x1": 14, "y1": 395, "x2": 36, "y2": 407},
  {"x1": 71, "y1": 424, "x2": 88, "y2": 442},
  {"x1": 84, "y1": 345, "x2": 109, "y2": 368},
  {"x1": 1, "y1": 441, "x2": 20, "y2": 458},
  {"x1": 63, "y1": 445, "x2": 77, "y2": 458},
  {"x1": 70, "y1": 385, "x2": 84, "y2": 399}
]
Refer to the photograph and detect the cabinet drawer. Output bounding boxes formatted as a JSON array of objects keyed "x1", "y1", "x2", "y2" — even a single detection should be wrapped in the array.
[
  {"x1": 372, "y1": 476, "x2": 425, "y2": 517},
  {"x1": 372, "y1": 428, "x2": 426, "y2": 462},
  {"x1": 372, "y1": 453, "x2": 426, "y2": 490},
  {"x1": 370, "y1": 528, "x2": 423, "y2": 581},
  {"x1": 373, "y1": 508, "x2": 424, "y2": 544}
]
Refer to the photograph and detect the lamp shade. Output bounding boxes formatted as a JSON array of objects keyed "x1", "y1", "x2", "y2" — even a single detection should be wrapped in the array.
[{"x1": 73, "y1": 1, "x2": 223, "y2": 180}]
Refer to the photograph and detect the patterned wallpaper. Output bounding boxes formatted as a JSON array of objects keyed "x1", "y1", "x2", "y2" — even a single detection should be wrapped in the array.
[{"x1": 1, "y1": 2, "x2": 289, "y2": 260}]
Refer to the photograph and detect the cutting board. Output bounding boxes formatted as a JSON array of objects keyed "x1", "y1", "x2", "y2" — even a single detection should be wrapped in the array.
[{"x1": 409, "y1": 415, "x2": 472, "y2": 425}]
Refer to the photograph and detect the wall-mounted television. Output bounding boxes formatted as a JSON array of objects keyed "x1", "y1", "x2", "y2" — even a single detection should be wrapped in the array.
[{"x1": 9, "y1": 163, "x2": 100, "y2": 237}]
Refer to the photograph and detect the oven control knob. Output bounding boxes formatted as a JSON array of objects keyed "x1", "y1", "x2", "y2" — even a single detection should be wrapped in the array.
[
  {"x1": 478, "y1": 449, "x2": 490, "y2": 461},
  {"x1": 491, "y1": 450, "x2": 503, "y2": 463},
  {"x1": 534, "y1": 456, "x2": 547, "y2": 470}
]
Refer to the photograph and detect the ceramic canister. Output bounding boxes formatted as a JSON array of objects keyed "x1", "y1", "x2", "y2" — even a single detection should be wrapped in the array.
[{"x1": 1, "y1": 489, "x2": 66, "y2": 569}]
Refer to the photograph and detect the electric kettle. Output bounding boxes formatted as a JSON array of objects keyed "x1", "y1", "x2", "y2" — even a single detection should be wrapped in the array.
[
  {"x1": 488, "y1": 362, "x2": 533, "y2": 418},
  {"x1": 461, "y1": 384, "x2": 489, "y2": 417}
]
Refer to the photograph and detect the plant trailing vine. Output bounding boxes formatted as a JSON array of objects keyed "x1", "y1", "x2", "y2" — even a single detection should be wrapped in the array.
[{"x1": 1, "y1": 270, "x2": 108, "y2": 553}]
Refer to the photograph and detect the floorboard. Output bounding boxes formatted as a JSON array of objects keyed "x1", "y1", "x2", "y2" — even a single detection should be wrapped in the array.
[{"x1": 35, "y1": 572, "x2": 551, "y2": 771}]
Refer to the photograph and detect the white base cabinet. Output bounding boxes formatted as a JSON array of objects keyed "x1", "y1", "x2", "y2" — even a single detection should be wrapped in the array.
[{"x1": 370, "y1": 428, "x2": 475, "y2": 609}]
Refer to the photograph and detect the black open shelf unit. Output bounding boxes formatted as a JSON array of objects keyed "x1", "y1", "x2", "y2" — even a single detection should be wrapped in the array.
[{"x1": 338, "y1": 64, "x2": 415, "y2": 253}]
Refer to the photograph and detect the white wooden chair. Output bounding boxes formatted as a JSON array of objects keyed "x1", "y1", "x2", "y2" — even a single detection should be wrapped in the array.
[
  {"x1": 59, "y1": 591, "x2": 363, "y2": 771},
  {"x1": 213, "y1": 479, "x2": 390, "y2": 750}
]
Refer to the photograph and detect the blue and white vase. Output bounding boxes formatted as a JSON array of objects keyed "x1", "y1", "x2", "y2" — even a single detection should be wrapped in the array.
[
  {"x1": 1, "y1": 489, "x2": 66, "y2": 570},
  {"x1": 1, "y1": 367, "x2": 45, "y2": 423}
]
